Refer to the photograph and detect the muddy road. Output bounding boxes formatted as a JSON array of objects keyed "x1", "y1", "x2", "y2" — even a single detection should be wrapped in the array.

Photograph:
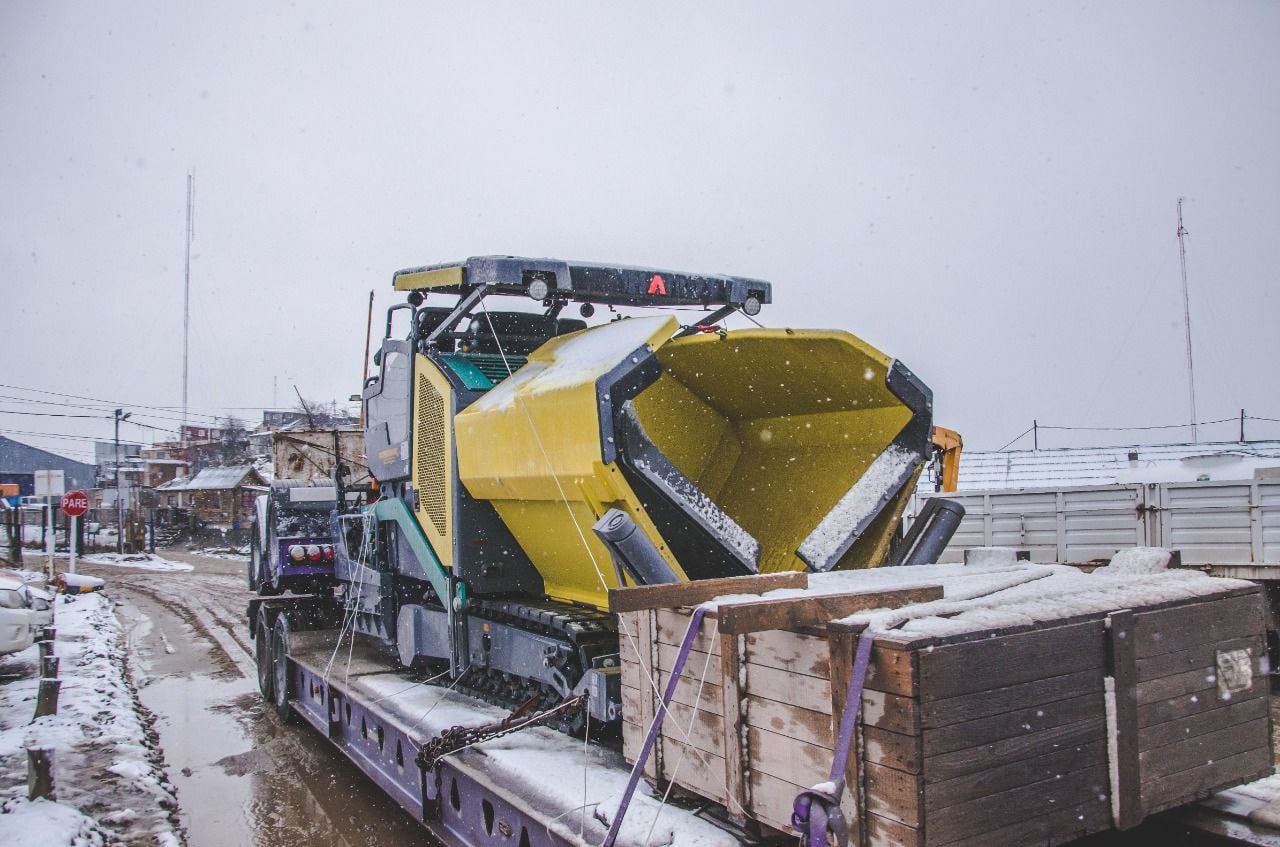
[{"x1": 84, "y1": 550, "x2": 431, "y2": 847}]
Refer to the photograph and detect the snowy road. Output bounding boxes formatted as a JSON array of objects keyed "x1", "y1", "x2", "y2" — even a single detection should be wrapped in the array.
[{"x1": 83, "y1": 550, "x2": 432, "y2": 847}]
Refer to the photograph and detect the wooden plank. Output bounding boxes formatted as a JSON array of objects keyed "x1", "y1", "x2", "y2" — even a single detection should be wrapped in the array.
[
  {"x1": 608, "y1": 571, "x2": 808, "y2": 613},
  {"x1": 745, "y1": 695, "x2": 831, "y2": 747},
  {"x1": 748, "y1": 770, "x2": 856, "y2": 837},
  {"x1": 865, "y1": 761, "x2": 923, "y2": 827},
  {"x1": 621, "y1": 718, "x2": 656, "y2": 779},
  {"x1": 924, "y1": 764, "x2": 1109, "y2": 845},
  {"x1": 1132, "y1": 592, "x2": 1263, "y2": 658},
  {"x1": 635, "y1": 666, "x2": 724, "y2": 716},
  {"x1": 864, "y1": 726, "x2": 923, "y2": 774},
  {"x1": 622, "y1": 690, "x2": 725, "y2": 757},
  {"x1": 867, "y1": 813, "x2": 923, "y2": 847},
  {"x1": 747, "y1": 662, "x2": 832, "y2": 714},
  {"x1": 921, "y1": 692, "x2": 1102, "y2": 757},
  {"x1": 866, "y1": 643, "x2": 917, "y2": 698},
  {"x1": 917, "y1": 620, "x2": 1105, "y2": 701},
  {"x1": 1108, "y1": 608, "x2": 1143, "y2": 831},
  {"x1": 926, "y1": 738, "x2": 1108, "y2": 811},
  {"x1": 1135, "y1": 634, "x2": 1261, "y2": 681},
  {"x1": 1140, "y1": 746, "x2": 1272, "y2": 810},
  {"x1": 1136, "y1": 666, "x2": 1224, "y2": 706},
  {"x1": 921, "y1": 669, "x2": 1099, "y2": 730},
  {"x1": 660, "y1": 644, "x2": 721, "y2": 685},
  {"x1": 744, "y1": 629, "x2": 829, "y2": 678},
  {"x1": 654, "y1": 608, "x2": 720, "y2": 654},
  {"x1": 936, "y1": 797, "x2": 1110, "y2": 847},
  {"x1": 864, "y1": 688, "x2": 919, "y2": 736},
  {"x1": 747, "y1": 725, "x2": 832, "y2": 789},
  {"x1": 719, "y1": 631, "x2": 748, "y2": 822},
  {"x1": 1137, "y1": 675, "x2": 1264, "y2": 728},
  {"x1": 1138, "y1": 694, "x2": 1269, "y2": 752},
  {"x1": 718, "y1": 586, "x2": 943, "y2": 635},
  {"x1": 923, "y1": 718, "x2": 1105, "y2": 783},
  {"x1": 657, "y1": 739, "x2": 727, "y2": 807},
  {"x1": 1137, "y1": 718, "x2": 1271, "y2": 782}
]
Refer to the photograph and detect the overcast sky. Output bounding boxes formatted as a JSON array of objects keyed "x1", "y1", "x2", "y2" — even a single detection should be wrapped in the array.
[{"x1": 2, "y1": 2, "x2": 1278, "y2": 463}]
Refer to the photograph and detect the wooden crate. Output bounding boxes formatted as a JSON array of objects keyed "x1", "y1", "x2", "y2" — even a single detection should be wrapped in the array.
[{"x1": 615, "y1": 573, "x2": 1272, "y2": 847}]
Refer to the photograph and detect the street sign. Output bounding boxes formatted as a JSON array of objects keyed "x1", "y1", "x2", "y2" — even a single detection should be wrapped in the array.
[
  {"x1": 34, "y1": 470, "x2": 66, "y2": 498},
  {"x1": 60, "y1": 490, "x2": 89, "y2": 518}
]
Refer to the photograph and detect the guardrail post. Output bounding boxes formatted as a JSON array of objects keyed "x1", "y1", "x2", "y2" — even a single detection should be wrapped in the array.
[
  {"x1": 34, "y1": 679, "x2": 61, "y2": 719},
  {"x1": 27, "y1": 747, "x2": 54, "y2": 800}
]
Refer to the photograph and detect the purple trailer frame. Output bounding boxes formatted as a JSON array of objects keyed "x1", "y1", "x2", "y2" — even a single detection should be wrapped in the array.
[{"x1": 288, "y1": 657, "x2": 580, "y2": 847}]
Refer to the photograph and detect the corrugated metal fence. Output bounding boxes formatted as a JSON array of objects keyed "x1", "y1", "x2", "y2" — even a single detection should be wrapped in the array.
[{"x1": 912, "y1": 479, "x2": 1280, "y2": 564}]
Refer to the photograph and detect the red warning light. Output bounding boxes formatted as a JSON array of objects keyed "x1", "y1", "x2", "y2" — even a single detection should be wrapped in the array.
[{"x1": 647, "y1": 274, "x2": 667, "y2": 296}]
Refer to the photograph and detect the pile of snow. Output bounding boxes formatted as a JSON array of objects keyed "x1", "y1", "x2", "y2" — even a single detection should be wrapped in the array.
[
  {"x1": 0, "y1": 797, "x2": 109, "y2": 847},
  {"x1": 1092, "y1": 546, "x2": 1172, "y2": 575},
  {"x1": 77, "y1": 553, "x2": 193, "y2": 573},
  {"x1": 963, "y1": 546, "x2": 1022, "y2": 567},
  {"x1": 829, "y1": 560, "x2": 1252, "y2": 639},
  {"x1": 0, "y1": 592, "x2": 180, "y2": 845}
]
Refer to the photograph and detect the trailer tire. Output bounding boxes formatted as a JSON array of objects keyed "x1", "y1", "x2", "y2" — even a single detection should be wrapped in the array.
[
  {"x1": 248, "y1": 533, "x2": 261, "y2": 592},
  {"x1": 255, "y1": 607, "x2": 274, "y2": 702},
  {"x1": 270, "y1": 615, "x2": 299, "y2": 724}
]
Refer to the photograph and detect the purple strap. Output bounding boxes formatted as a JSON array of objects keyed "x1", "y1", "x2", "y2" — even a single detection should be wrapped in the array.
[
  {"x1": 792, "y1": 628, "x2": 875, "y2": 847},
  {"x1": 604, "y1": 605, "x2": 708, "y2": 847}
]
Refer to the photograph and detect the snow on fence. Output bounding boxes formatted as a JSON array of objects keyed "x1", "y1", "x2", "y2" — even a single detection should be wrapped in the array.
[{"x1": 911, "y1": 479, "x2": 1280, "y2": 564}]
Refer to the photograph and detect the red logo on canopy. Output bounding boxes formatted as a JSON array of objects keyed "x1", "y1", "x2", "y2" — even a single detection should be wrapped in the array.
[{"x1": 647, "y1": 274, "x2": 667, "y2": 295}]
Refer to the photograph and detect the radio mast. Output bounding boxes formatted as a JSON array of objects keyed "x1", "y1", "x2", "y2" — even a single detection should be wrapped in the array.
[
  {"x1": 1176, "y1": 197, "x2": 1198, "y2": 442},
  {"x1": 182, "y1": 170, "x2": 195, "y2": 441}
]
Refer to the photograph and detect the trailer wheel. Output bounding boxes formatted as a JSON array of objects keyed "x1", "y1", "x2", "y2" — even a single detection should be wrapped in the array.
[
  {"x1": 270, "y1": 615, "x2": 299, "y2": 724},
  {"x1": 255, "y1": 607, "x2": 273, "y2": 702},
  {"x1": 248, "y1": 532, "x2": 261, "y2": 592}
]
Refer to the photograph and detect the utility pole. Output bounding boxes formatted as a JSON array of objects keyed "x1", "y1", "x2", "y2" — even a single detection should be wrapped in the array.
[
  {"x1": 1177, "y1": 198, "x2": 1198, "y2": 442},
  {"x1": 114, "y1": 409, "x2": 131, "y2": 554},
  {"x1": 1033, "y1": 419, "x2": 1038, "y2": 451},
  {"x1": 182, "y1": 170, "x2": 195, "y2": 441},
  {"x1": 1240, "y1": 408, "x2": 1246, "y2": 443}
]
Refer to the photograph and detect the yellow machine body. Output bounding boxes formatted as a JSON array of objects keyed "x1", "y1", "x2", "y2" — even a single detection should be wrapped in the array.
[{"x1": 454, "y1": 315, "x2": 927, "y2": 610}]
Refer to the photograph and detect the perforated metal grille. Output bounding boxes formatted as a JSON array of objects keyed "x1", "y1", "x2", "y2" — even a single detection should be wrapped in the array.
[{"x1": 415, "y1": 374, "x2": 448, "y2": 534}]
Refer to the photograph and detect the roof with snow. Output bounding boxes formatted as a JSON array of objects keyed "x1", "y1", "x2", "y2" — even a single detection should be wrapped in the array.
[
  {"x1": 922, "y1": 439, "x2": 1280, "y2": 492},
  {"x1": 160, "y1": 465, "x2": 265, "y2": 491}
]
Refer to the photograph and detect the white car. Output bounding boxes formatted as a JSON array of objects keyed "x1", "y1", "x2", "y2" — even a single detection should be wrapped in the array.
[{"x1": 0, "y1": 576, "x2": 50, "y2": 656}]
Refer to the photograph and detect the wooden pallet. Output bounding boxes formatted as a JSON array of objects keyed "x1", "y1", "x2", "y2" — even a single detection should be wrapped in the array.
[{"x1": 613, "y1": 570, "x2": 1272, "y2": 847}]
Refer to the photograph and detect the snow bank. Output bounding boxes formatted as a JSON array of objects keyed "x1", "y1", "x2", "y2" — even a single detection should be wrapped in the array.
[
  {"x1": 1092, "y1": 546, "x2": 1172, "y2": 575},
  {"x1": 0, "y1": 797, "x2": 109, "y2": 847},
  {"x1": 0, "y1": 592, "x2": 180, "y2": 844},
  {"x1": 78, "y1": 553, "x2": 193, "y2": 572}
]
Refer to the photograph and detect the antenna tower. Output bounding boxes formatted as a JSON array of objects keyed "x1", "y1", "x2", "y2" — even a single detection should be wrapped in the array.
[
  {"x1": 1176, "y1": 198, "x2": 1198, "y2": 442},
  {"x1": 182, "y1": 170, "x2": 195, "y2": 442}
]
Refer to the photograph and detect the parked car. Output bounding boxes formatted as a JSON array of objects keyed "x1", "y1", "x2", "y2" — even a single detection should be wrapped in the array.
[
  {"x1": 0, "y1": 575, "x2": 50, "y2": 656},
  {"x1": 0, "y1": 582, "x2": 35, "y2": 656}
]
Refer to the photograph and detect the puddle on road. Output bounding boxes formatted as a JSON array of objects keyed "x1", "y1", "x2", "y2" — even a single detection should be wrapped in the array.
[{"x1": 117, "y1": 587, "x2": 430, "y2": 847}]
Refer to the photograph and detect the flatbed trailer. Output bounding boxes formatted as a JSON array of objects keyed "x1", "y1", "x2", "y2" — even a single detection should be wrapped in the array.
[{"x1": 250, "y1": 596, "x2": 741, "y2": 847}]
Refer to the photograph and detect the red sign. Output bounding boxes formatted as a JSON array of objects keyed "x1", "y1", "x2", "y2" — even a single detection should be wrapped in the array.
[
  {"x1": 60, "y1": 490, "x2": 89, "y2": 517},
  {"x1": 647, "y1": 274, "x2": 667, "y2": 295}
]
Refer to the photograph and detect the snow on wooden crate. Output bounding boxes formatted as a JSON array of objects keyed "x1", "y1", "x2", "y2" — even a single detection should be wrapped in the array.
[{"x1": 612, "y1": 558, "x2": 1271, "y2": 847}]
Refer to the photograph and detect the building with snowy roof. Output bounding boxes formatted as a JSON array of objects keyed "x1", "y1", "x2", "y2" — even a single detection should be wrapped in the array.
[{"x1": 924, "y1": 439, "x2": 1280, "y2": 492}]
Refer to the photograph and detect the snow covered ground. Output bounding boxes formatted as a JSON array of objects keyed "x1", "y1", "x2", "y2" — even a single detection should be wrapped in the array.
[
  {"x1": 75, "y1": 554, "x2": 193, "y2": 573},
  {"x1": 0, "y1": 587, "x2": 181, "y2": 845}
]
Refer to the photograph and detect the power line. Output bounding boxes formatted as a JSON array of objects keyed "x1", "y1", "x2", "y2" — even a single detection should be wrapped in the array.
[
  {"x1": 996, "y1": 426, "x2": 1035, "y2": 452},
  {"x1": 0, "y1": 382, "x2": 225, "y2": 422}
]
